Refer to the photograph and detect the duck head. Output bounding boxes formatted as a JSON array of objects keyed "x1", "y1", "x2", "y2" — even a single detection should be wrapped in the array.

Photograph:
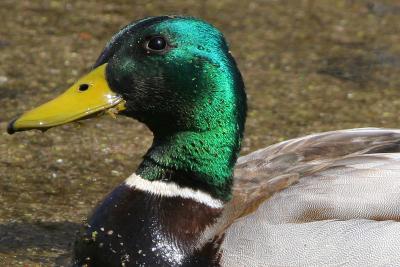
[{"x1": 7, "y1": 16, "x2": 247, "y2": 200}]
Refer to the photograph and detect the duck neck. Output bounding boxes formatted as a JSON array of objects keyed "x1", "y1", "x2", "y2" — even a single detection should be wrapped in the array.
[
  {"x1": 137, "y1": 65, "x2": 246, "y2": 201},
  {"x1": 137, "y1": 131, "x2": 235, "y2": 200}
]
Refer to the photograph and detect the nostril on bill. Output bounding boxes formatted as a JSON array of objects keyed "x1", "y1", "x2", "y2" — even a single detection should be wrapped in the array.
[{"x1": 78, "y1": 84, "x2": 89, "y2": 91}]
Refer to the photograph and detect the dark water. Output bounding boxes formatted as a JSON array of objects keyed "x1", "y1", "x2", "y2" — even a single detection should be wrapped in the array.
[{"x1": 1, "y1": 0, "x2": 400, "y2": 265}]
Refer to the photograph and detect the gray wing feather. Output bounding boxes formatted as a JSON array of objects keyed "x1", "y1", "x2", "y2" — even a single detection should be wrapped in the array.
[
  {"x1": 222, "y1": 128, "x2": 400, "y2": 266},
  {"x1": 221, "y1": 219, "x2": 400, "y2": 266}
]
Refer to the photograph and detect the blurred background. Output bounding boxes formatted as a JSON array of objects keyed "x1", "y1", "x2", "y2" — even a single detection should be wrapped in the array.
[{"x1": 1, "y1": 0, "x2": 400, "y2": 265}]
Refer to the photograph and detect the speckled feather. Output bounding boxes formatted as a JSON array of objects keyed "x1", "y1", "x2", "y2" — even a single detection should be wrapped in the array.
[
  {"x1": 230, "y1": 127, "x2": 400, "y2": 218},
  {"x1": 220, "y1": 128, "x2": 400, "y2": 266}
]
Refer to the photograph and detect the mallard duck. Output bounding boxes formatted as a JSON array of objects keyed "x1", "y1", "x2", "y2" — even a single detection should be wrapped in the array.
[{"x1": 7, "y1": 16, "x2": 400, "y2": 266}]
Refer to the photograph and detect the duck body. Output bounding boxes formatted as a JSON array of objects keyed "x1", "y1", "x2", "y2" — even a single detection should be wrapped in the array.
[
  {"x1": 73, "y1": 128, "x2": 400, "y2": 266},
  {"x1": 7, "y1": 16, "x2": 400, "y2": 266}
]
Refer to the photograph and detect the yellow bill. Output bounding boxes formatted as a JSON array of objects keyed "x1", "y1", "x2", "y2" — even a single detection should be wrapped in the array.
[{"x1": 7, "y1": 64, "x2": 125, "y2": 134}]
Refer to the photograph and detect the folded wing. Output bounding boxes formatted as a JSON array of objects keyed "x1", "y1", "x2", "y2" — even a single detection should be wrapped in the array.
[{"x1": 220, "y1": 128, "x2": 400, "y2": 266}]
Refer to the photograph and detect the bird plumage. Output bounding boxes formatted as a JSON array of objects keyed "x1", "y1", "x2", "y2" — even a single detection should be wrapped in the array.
[{"x1": 222, "y1": 128, "x2": 400, "y2": 266}]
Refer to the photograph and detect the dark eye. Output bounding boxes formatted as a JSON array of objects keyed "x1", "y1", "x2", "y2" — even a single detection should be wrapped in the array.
[{"x1": 146, "y1": 36, "x2": 167, "y2": 52}]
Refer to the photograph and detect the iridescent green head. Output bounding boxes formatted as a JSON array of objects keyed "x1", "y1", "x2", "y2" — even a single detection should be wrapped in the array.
[
  {"x1": 96, "y1": 16, "x2": 246, "y2": 135},
  {"x1": 9, "y1": 16, "x2": 247, "y2": 200},
  {"x1": 95, "y1": 16, "x2": 246, "y2": 200}
]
